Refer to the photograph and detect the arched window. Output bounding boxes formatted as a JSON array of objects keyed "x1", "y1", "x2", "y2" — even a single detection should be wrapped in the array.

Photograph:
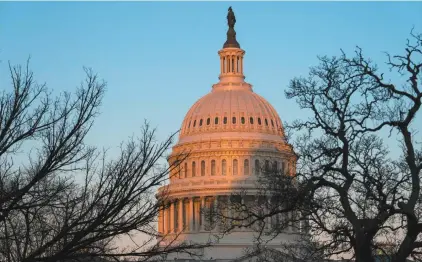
[
  {"x1": 222, "y1": 159, "x2": 227, "y2": 176},
  {"x1": 241, "y1": 117, "x2": 245, "y2": 124},
  {"x1": 201, "y1": 160, "x2": 206, "y2": 176},
  {"x1": 207, "y1": 118, "x2": 210, "y2": 125},
  {"x1": 211, "y1": 160, "x2": 216, "y2": 176},
  {"x1": 192, "y1": 161, "x2": 196, "y2": 177},
  {"x1": 265, "y1": 160, "x2": 270, "y2": 172},
  {"x1": 184, "y1": 162, "x2": 188, "y2": 178},
  {"x1": 232, "y1": 117, "x2": 236, "y2": 124},
  {"x1": 255, "y1": 159, "x2": 260, "y2": 176},
  {"x1": 188, "y1": 121, "x2": 191, "y2": 128},
  {"x1": 250, "y1": 117, "x2": 254, "y2": 124},
  {"x1": 193, "y1": 120, "x2": 196, "y2": 127},
  {"x1": 271, "y1": 119, "x2": 274, "y2": 127},
  {"x1": 223, "y1": 117, "x2": 227, "y2": 124},
  {"x1": 199, "y1": 119, "x2": 203, "y2": 126},
  {"x1": 265, "y1": 119, "x2": 269, "y2": 126},
  {"x1": 258, "y1": 118, "x2": 262, "y2": 125},
  {"x1": 233, "y1": 159, "x2": 238, "y2": 176},
  {"x1": 215, "y1": 117, "x2": 219, "y2": 125},
  {"x1": 244, "y1": 159, "x2": 249, "y2": 175},
  {"x1": 272, "y1": 161, "x2": 278, "y2": 172}
]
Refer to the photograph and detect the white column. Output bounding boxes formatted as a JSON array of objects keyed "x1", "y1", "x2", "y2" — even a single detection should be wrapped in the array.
[
  {"x1": 232, "y1": 56, "x2": 235, "y2": 73},
  {"x1": 189, "y1": 197, "x2": 194, "y2": 232},
  {"x1": 241, "y1": 196, "x2": 245, "y2": 229},
  {"x1": 200, "y1": 197, "x2": 205, "y2": 231},
  {"x1": 170, "y1": 202, "x2": 174, "y2": 233},
  {"x1": 227, "y1": 55, "x2": 230, "y2": 72},
  {"x1": 227, "y1": 196, "x2": 232, "y2": 229},
  {"x1": 158, "y1": 209, "x2": 163, "y2": 234},
  {"x1": 163, "y1": 204, "x2": 168, "y2": 234},
  {"x1": 220, "y1": 57, "x2": 223, "y2": 74},
  {"x1": 233, "y1": 56, "x2": 236, "y2": 73},
  {"x1": 266, "y1": 197, "x2": 271, "y2": 231},
  {"x1": 240, "y1": 56, "x2": 243, "y2": 74},
  {"x1": 289, "y1": 211, "x2": 293, "y2": 232},
  {"x1": 214, "y1": 196, "x2": 219, "y2": 231},
  {"x1": 267, "y1": 198, "x2": 272, "y2": 231},
  {"x1": 196, "y1": 199, "x2": 201, "y2": 231},
  {"x1": 178, "y1": 199, "x2": 183, "y2": 232}
]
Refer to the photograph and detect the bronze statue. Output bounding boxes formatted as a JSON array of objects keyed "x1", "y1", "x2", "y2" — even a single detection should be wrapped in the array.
[
  {"x1": 227, "y1": 6, "x2": 236, "y2": 28},
  {"x1": 223, "y1": 6, "x2": 240, "y2": 48}
]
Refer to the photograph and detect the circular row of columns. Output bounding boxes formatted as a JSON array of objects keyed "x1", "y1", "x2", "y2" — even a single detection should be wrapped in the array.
[
  {"x1": 158, "y1": 195, "x2": 299, "y2": 235},
  {"x1": 220, "y1": 55, "x2": 243, "y2": 75}
]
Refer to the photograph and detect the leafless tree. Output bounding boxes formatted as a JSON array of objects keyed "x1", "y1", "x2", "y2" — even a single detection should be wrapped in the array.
[
  {"x1": 215, "y1": 30, "x2": 422, "y2": 262},
  {"x1": 0, "y1": 61, "x2": 205, "y2": 262}
]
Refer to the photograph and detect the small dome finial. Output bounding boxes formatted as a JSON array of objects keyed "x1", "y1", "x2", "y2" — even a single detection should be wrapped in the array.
[{"x1": 223, "y1": 6, "x2": 240, "y2": 48}]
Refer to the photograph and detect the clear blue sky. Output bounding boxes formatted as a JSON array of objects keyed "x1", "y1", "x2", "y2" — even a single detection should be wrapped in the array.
[{"x1": 1, "y1": 2, "x2": 422, "y2": 156}]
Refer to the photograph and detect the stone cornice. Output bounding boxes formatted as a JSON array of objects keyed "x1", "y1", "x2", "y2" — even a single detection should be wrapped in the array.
[
  {"x1": 168, "y1": 138, "x2": 296, "y2": 162},
  {"x1": 156, "y1": 176, "x2": 271, "y2": 198},
  {"x1": 172, "y1": 137, "x2": 294, "y2": 152}
]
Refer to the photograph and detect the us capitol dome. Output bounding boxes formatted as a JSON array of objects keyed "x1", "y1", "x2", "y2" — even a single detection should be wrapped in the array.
[{"x1": 156, "y1": 7, "x2": 298, "y2": 261}]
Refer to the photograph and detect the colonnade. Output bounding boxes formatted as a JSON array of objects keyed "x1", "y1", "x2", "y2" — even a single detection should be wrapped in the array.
[
  {"x1": 158, "y1": 195, "x2": 301, "y2": 235},
  {"x1": 158, "y1": 196, "x2": 216, "y2": 234},
  {"x1": 220, "y1": 54, "x2": 243, "y2": 74}
]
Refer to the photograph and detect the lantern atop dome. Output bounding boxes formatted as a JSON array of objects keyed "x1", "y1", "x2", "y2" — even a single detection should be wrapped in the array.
[
  {"x1": 223, "y1": 6, "x2": 240, "y2": 49},
  {"x1": 218, "y1": 7, "x2": 246, "y2": 83}
]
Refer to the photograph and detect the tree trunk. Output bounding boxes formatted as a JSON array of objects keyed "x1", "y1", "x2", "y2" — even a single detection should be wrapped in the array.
[{"x1": 356, "y1": 237, "x2": 375, "y2": 262}]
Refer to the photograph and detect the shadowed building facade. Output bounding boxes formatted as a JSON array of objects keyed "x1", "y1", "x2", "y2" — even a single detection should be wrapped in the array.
[{"x1": 156, "y1": 7, "x2": 299, "y2": 261}]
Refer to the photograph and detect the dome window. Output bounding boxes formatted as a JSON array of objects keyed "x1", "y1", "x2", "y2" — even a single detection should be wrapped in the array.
[
  {"x1": 223, "y1": 117, "x2": 227, "y2": 124},
  {"x1": 222, "y1": 159, "x2": 227, "y2": 176},
  {"x1": 215, "y1": 117, "x2": 219, "y2": 125},
  {"x1": 232, "y1": 117, "x2": 236, "y2": 124},
  {"x1": 192, "y1": 161, "x2": 196, "y2": 177},
  {"x1": 241, "y1": 117, "x2": 245, "y2": 124},
  {"x1": 207, "y1": 118, "x2": 210, "y2": 125},
  {"x1": 184, "y1": 162, "x2": 188, "y2": 178},
  {"x1": 249, "y1": 117, "x2": 254, "y2": 124},
  {"x1": 201, "y1": 160, "x2": 206, "y2": 176},
  {"x1": 211, "y1": 160, "x2": 216, "y2": 176},
  {"x1": 258, "y1": 118, "x2": 262, "y2": 125},
  {"x1": 233, "y1": 159, "x2": 238, "y2": 176},
  {"x1": 265, "y1": 160, "x2": 270, "y2": 172},
  {"x1": 265, "y1": 119, "x2": 269, "y2": 126},
  {"x1": 188, "y1": 121, "x2": 191, "y2": 128},
  {"x1": 255, "y1": 160, "x2": 260, "y2": 175},
  {"x1": 193, "y1": 120, "x2": 196, "y2": 127},
  {"x1": 271, "y1": 119, "x2": 274, "y2": 127},
  {"x1": 244, "y1": 159, "x2": 249, "y2": 175},
  {"x1": 272, "y1": 161, "x2": 278, "y2": 172},
  {"x1": 199, "y1": 119, "x2": 203, "y2": 126}
]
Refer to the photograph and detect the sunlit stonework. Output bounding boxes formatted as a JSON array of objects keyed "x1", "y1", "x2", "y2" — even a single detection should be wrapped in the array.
[{"x1": 156, "y1": 7, "x2": 298, "y2": 261}]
